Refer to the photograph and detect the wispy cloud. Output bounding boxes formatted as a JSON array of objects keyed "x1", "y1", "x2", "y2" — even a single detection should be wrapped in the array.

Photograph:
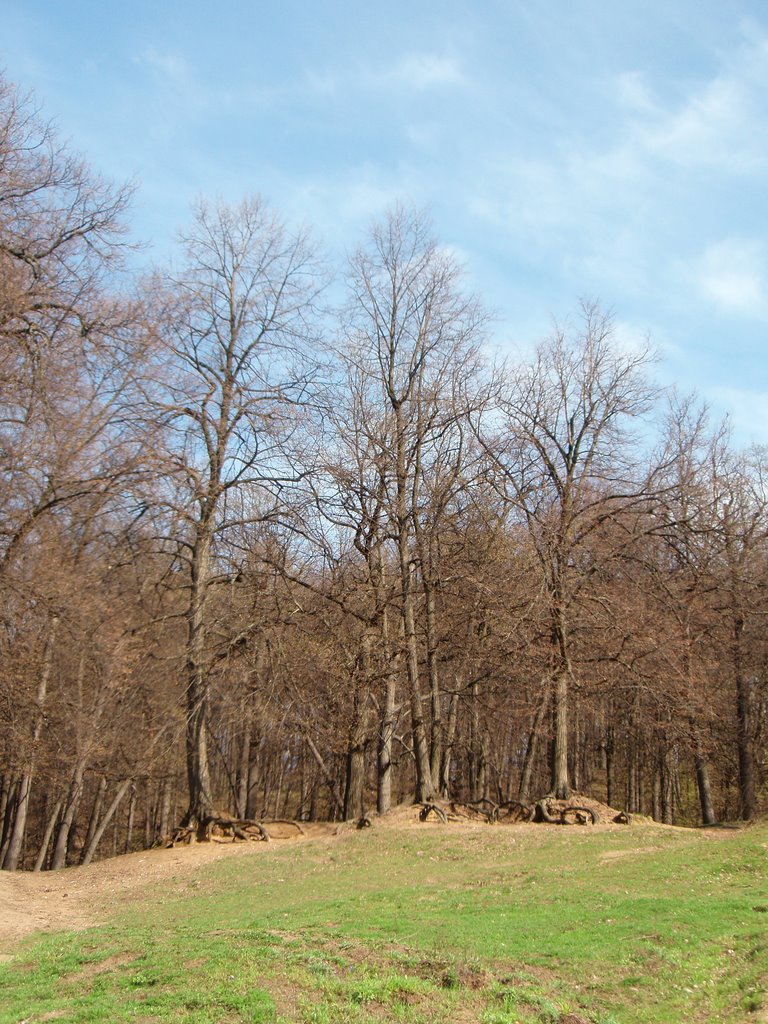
[
  {"x1": 133, "y1": 46, "x2": 190, "y2": 84},
  {"x1": 364, "y1": 51, "x2": 466, "y2": 93},
  {"x1": 387, "y1": 52, "x2": 466, "y2": 90},
  {"x1": 619, "y1": 32, "x2": 768, "y2": 172},
  {"x1": 688, "y1": 239, "x2": 768, "y2": 317}
]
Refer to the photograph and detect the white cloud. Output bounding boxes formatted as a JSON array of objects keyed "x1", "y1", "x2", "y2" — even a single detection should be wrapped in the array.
[
  {"x1": 643, "y1": 77, "x2": 763, "y2": 171},
  {"x1": 381, "y1": 52, "x2": 466, "y2": 90},
  {"x1": 134, "y1": 47, "x2": 189, "y2": 84},
  {"x1": 689, "y1": 239, "x2": 768, "y2": 317},
  {"x1": 619, "y1": 33, "x2": 768, "y2": 173},
  {"x1": 615, "y1": 71, "x2": 658, "y2": 115}
]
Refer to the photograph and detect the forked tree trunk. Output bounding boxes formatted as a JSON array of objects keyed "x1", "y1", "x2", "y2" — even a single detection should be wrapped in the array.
[
  {"x1": 305, "y1": 734, "x2": 344, "y2": 817},
  {"x1": 81, "y1": 778, "x2": 133, "y2": 867},
  {"x1": 33, "y1": 798, "x2": 62, "y2": 872},
  {"x1": 519, "y1": 681, "x2": 550, "y2": 803},
  {"x1": 51, "y1": 759, "x2": 86, "y2": 870},
  {"x1": 439, "y1": 689, "x2": 460, "y2": 797},
  {"x1": 80, "y1": 775, "x2": 107, "y2": 864}
]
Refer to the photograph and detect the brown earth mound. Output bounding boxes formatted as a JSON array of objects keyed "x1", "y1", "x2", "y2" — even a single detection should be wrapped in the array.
[{"x1": 0, "y1": 795, "x2": 642, "y2": 952}]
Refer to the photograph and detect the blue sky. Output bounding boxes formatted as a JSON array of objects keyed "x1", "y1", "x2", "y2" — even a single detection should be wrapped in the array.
[{"x1": 4, "y1": 1, "x2": 768, "y2": 443}]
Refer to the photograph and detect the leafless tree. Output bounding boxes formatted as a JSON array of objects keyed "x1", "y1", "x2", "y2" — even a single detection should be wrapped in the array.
[
  {"x1": 480, "y1": 303, "x2": 657, "y2": 798},
  {"x1": 150, "y1": 196, "x2": 323, "y2": 831},
  {"x1": 339, "y1": 205, "x2": 487, "y2": 803}
]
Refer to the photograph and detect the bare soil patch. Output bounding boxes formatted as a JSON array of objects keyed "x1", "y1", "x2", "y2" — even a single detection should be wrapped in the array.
[
  {"x1": 0, "y1": 823, "x2": 333, "y2": 949},
  {"x1": 0, "y1": 797, "x2": 652, "y2": 951}
]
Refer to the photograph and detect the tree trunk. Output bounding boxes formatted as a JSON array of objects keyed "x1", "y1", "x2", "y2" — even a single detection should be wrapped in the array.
[
  {"x1": 0, "y1": 775, "x2": 15, "y2": 865},
  {"x1": 33, "y1": 798, "x2": 62, "y2": 873},
  {"x1": 605, "y1": 726, "x2": 615, "y2": 808},
  {"x1": 50, "y1": 759, "x2": 86, "y2": 870},
  {"x1": 81, "y1": 779, "x2": 133, "y2": 867},
  {"x1": 181, "y1": 529, "x2": 216, "y2": 832},
  {"x1": 401, "y1": 564, "x2": 434, "y2": 802},
  {"x1": 236, "y1": 718, "x2": 252, "y2": 818},
  {"x1": 425, "y1": 585, "x2": 443, "y2": 789},
  {"x1": 344, "y1": 740, "x2": 366, "y2": 819},
  {"x1": 732, "y1": 614, "x2": 755, "y2": 820},
  {"x1": 158, "y1": 777, "x2": 172, "y2": 838},
  {"x1": 550, "y1": 669, "x2": 571, "y2": 799},
  {"x1": 439, "y1": 689, "x2": 460, "y2": 797},
  {"x1": 80, "y1": 776, "x2": 107, "y2": 864},
  {"x1": 571, "y1": 701, "x2": 581, "y2": 792},
  {"x1": 661, "y1": 746, "x2": 675, "y2": 824},
  {"x1": 694, "y1": 745, "x2": 716, "y2": 825},
  {"x1": 468, "y1": 679, "x2": 482, "y2": 801},
  {"x1": 377, "y1": 605, "x2": 399, "y2": 814},
  {"x1": 3, "y1": 616, "x2": 59, "y2": 871},
  {"x1": 124, "y1": 784, "x2": 136, "y2": 854},
  {"x1": 305, "y1": 735, "x2": 344, "y2": 817},
  {"x1": 519, "y1": 681, "x2": 550, "y2": 803}
]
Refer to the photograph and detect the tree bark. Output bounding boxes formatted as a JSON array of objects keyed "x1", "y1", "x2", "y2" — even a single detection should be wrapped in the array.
[
  {"x1": 519, "y1": 681, "x2": 550, "y2": 803},
  {"x1": 439, "y1": 689, "x2": 460, "y2": 797},
  {"x1": 80, "y1": 775, "x2": 107, "y2": 864},
  {"x1": 550, "y1": 669, "x2": 571, "y2": 799},
  {"x1": 3, "y1": 616, "x2": 59, "y2": 871},
  {"x1": 236, "y1": 718, "x2": 252, "y2": 819},
  {"x1": 33, "y1": 798, "x2": 62, "y2": 873},
  {"x1": 181, "y1": 528, "x2": 216, "y2": 831},
  {"x1": 50, "y1": 760, "x2": 86, "y2": 870},
  {"x1": 80, "y1": 778, "x2": 133, "y2": 866},
  {"x1": 693, "y1": 741, "x2": 716, "y2": 825}
]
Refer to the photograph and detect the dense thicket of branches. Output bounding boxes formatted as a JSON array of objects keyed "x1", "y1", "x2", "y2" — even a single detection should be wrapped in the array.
[{"x1": 1, "y1": 75, "x2": 767, "y2": 869}]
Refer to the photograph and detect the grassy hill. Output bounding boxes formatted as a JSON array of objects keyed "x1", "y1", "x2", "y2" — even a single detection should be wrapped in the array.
[{"x1": 1, "y1": 814, "x2": 766, "y2": 1023}]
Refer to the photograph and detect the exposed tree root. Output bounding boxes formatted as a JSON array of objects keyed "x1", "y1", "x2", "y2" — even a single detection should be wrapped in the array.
[
  {"x1": 498, "y1": 800, "x2": 534, "y2": 822},
  {"x1": 419, "y1": 803, "x2": 448, "y2": 823},
  {"x1": 166, "y1": 816, "x2": 271, "y2": 846}
]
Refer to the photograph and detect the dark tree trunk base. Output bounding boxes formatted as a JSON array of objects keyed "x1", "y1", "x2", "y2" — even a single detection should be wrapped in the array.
[{"x1": 165, "y1": 816, "x2": 271, "y2": 846}]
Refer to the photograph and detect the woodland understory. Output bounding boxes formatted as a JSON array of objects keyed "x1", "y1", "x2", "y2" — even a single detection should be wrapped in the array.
[{"x1": 1, "y1": 72, "x2": 766, "y2": 872}]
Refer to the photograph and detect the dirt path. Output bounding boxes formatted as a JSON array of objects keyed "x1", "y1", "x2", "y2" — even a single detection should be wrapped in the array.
[
  {"x1": 0, "y1": 800, "x2": 700, "y2": 952},
  {"x1": 0, "y1": 824, "x2": 335, "y2": 950},
  {"x1": 0, "y1": 808, "x2": 492, "y2": 948}
]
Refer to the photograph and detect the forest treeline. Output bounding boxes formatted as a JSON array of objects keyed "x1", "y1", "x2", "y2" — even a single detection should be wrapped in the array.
[{"x1": 1, "y1": 74, "x2": 766, "y2": 870}]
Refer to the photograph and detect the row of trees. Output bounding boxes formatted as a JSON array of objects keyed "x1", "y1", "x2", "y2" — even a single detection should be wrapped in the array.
[{"x1": 1, "y1": 74, "x2": 766, "y2": 869}]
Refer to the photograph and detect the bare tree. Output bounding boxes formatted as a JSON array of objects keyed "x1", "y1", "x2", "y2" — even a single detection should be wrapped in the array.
[
  {"x1": 341, "y1": 205, "x2": 487, "y2": 803},
  {"x1": 481, "y1": 303, "x2": 656, "y2": 798},
  {"x1": 151, "y1": 197, "x2": 322, "y2": 832}
]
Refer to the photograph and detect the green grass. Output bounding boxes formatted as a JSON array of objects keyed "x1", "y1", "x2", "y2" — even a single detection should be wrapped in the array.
[{"x1": 1, "y1": 820, "x2": 767, "y2": 1023}]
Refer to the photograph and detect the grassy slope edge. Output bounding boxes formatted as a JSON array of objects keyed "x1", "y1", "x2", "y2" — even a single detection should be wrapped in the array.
[{"x1": 0, "y1": 820, "x2": 766, "y2": 1024}]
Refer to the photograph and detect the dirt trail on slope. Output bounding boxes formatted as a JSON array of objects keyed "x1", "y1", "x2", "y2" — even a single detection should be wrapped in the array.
[
  {"x1": 0, "y1": 823, "x2": 335, "y2": 950},
  {"x1": 1, "y1": 800, "x2": 712, "y2": 952}
]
